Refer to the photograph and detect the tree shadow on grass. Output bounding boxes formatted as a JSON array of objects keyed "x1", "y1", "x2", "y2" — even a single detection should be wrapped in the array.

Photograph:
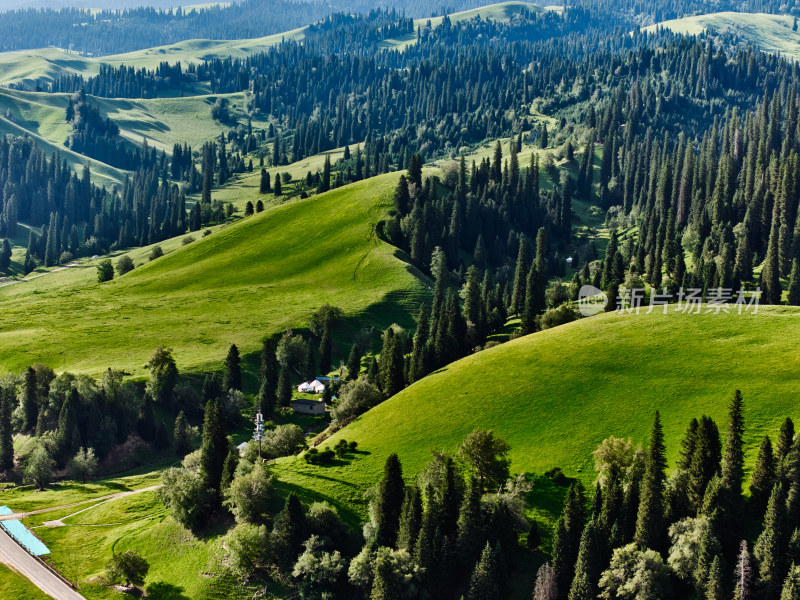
[{"x1": 145, "y1": 582, "x2": 191, "y2": 600}]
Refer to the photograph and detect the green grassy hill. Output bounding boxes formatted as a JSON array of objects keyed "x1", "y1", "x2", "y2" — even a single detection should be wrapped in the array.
[
  {"x1": 0, "y1": 27, "x2": 306, "y2": 89},
  {"x1": 644, "y1": 12, "x2": 800, "y2": 60},
  {"x1": 380, "y1": 1, "x2": 540, "y2": 50},
  {"x1": 0, "y1": 172, "x2": 429, "y2": 376},
  {"x1": 273, "y1": 306, "x2": 800, "y2": 516},
  {"x1": 0, "y1": 2, "x2": 539, "y2": 84},
  {"x1": 0, "y1": 88, "x2": 270, "y2": 160}
]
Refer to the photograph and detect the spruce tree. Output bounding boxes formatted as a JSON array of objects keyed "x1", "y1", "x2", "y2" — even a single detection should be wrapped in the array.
[
  {"x1": 777, "y1": 418, "x2": 795, "y2": 464},
  {"x1": 138, "y1": 395, "x2": 157, "y2": 442},
  {"x1": 378, "y1": 329, "x2": 404, "y2": 398},
  {"x1": 568, "y1": 520, "x2": 604, "y2": 600},
  {"x1": 466, "y1": 542, "x2": 501, "y2": 600},
  {"x1": 21, "y1": 366, "x2": 38, "y2": 432},
  {"x1": 782, "y1": 566, "x2": 800, "y2": 600},
  {"x1": 397, "y1": 485, "x2": 422, "y2": 554},
  {"x1": 277, "y1": 367, "x2": 292, "y2": 408},
  {"x1": 722, "y1": 389, "x2": 746, "y2": 529},
  {"x1": 534, "y1": 562, "x2": 558, "y2": 600},
  {"x1": 635, "y1": 411, "x2": 667, "y2": 552},
  {"x1": 706, "y1": 555, "x2": 725, "y2": 600},
  {"x1": 220, "y1": 445, "x2": 238, "y2": 493},
  {"x1": 0, "y1": 390, "x2": 13, "y2": 471},
  {"x1": 346, "y1": 344, "x2": 361, "y2": 381},
  {"x1": 259, "y1": 168, "x2": 271, "y2": 193},
  {"x1": 173, "y1": 410, "x2": 192, "y2": 458},
  {"x1": 200, "y1": 399, "x2": 228, "y2": 501},
  {"x1": 755, "y1": 483, "x2": 788, "y2": 600},
  {"x1": 511, "y1": 237, "x2": 530, "y2": 315},
  {"x1": 735, "y1": 540, "x2": 754, "y2": 600},
  {"x1": 552, "y1": 483, "x2": 586, "y2": 595},
  {"x1": 373, "y1": 453, "x2": 405, "y2": 548},
  {"x1": 750, "y1": 436, "x2": 776, "y2": 517},
  {"x1": 456, "y1": 476, "x2": 485, "y2": 571},
  {"x1": 272, "y1": 493, "x2": 307, "y2": 570},
  {"x1": 788, "y1": 259, "x2": 800, "y2": 305},
  {"x1": 319, "y1": 317, "x2": 332, "y2": 375},
  {"x1": 223, "y1": 343, "x2": 241, "y2": 392},
  {"x1": 762, "y1": 205, "x2": 783, "y2": 305}
]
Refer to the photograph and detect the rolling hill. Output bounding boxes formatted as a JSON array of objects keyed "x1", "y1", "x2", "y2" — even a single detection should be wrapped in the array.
[
  {"x1": 0, "y1": 1, "x2": 540, "y2": 86},
  {"x1": 0, "y1": 172, "x2": 429, "y2": 376},
  {"x1": 644, "y1": 12, "x2": 800, "y2": 61},
  {"x1": 0, "y1": 87, "x2": 270, "y2": 162},
  {"x1": 0, "y1": 27, "x2": 306, "y2": 88},
  {"x1": 273, "y1": 305, "x2": 800, "y2": 516}
]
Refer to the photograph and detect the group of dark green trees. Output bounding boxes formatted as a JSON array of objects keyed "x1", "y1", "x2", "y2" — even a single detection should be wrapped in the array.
[{"x1": 536, "y1": 391, "x2": 800, "y2": 600}]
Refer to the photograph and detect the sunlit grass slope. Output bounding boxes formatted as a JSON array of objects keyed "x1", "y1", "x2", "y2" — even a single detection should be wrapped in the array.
[
  {"x1": 0, "y1": 172, "x2": 429, "y2": 376},
  {"x1": 0, "y1": 27, "x2": 307, "y2": 88},
  {"x1": 274, "y1": 306, "x2": 800, "y2": 516},
  {"x1": 0, "y1": 88, "x2": 270, "y2": 158},
  {"x1": 381, "y1": 1, "x2": 540, "y2": 49},
  {"x1": 645, "y1": 12, "x2": 800, "y2": 61}
]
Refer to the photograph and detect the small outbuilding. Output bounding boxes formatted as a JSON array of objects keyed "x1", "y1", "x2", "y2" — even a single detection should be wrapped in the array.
[
  {"x1": 291, "y1": 398, "x2": 326, "y2": 415},
  {"x1": 236, "y1": 441, "x2": 250, "y2": 455}
]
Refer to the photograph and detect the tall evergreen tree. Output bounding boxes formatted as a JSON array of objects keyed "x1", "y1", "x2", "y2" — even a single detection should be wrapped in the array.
[
  {"x1": 750, "y1": 436, "x2": 776, "y2": 517},
  {"x1": 223, "y1": 343, "x2": 241, "y2": 392},
  {"x1": 0, "y1": 389, "x2": 13, "y2": 471},
  {"x1": 635, "y1": 411, "x2": 667, "y2": 552},
  {"x1": 777, "y1": 418, "x2": 795, "y2": 464},
  {"x1": 277, "y1": 367, "x2": 292, "y2": 408},
  {"x1": 568, "y1": 520, "x2": 604, "y2": 600},
  {"x1": 272, "y1": 493, "x2": 307, "y2": 570},
  {"x1": 319, "y1": 317, "x2": 332, "y2": 375},
  {"x1": 734, "y1": 540, "x2": 754, "y2": 600},
  {"x1": 755, "y1": 483, "x2": 788, "y2": 600},
  {"x1": 200, "y1": 399, "x2": 227, "y2": 502},
  {"x1": 788, "y1": 259, "x2": 800, "y2": 305},
  {"x1": 373, "y1": 453, "x2": 405, "y2": 548},
  {"x1": 762, "y1": 204, "x2": 783, "y2": 304},
  {"x1": 511, "y1": 237, "x2": 530, "y2": 315},
  {"x1": 346, "y1": 344, "x2": 361, "y2": 381},
  {"x1": 21, "y1": 366, "x2": 38, "y2": 432},
  {"x1": 466, "y1": 542, "x2": 501, "y2": 600},
  {"x1": 173, "y1": 410, "x2": 192, "y2": 458},
  {"x1": 397, "y1": 486, "x2": 423, "y2": 554},
  {"x1": 534, "y1": 562, "x2": 558, "y2": 600},
  {"x1": 721, "y1": 391, "x2": 745, "y2": 494}
]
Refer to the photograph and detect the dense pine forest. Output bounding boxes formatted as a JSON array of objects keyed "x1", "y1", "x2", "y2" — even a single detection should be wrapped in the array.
[{"x1": 5, "y1": 1, "x2": 800, "y2": 599}]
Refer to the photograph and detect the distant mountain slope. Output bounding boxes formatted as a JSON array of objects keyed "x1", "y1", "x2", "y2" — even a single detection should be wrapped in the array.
[
  {"x1": 274, "y1": 306, "x2": 800, "y2": 514},
  {"x1": 0, "y1": 25, "x2": 305, "y2": 88},
  {"x1": 0, "y1": 172, "x2": 429, "y2": 376},
  {"x1": 0, "y1": 1, "x2": 539, "y2": 87},
  {"x1": 644, "y1": 12, "x2": 800, "y2": 60},
  {"x1": 381, "y1": 1, "x2": 541, "y2": 50},
  {"x1": 0, "y1": 88, "x2": 270, "y2": 185}
]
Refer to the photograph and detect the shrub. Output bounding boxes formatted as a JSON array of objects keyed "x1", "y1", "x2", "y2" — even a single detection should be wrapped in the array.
[
  {"x1": 105, "y1": 550, "x2": 149, "y2": 587},
  {"x1": 263, "y1": 424, "x2": 305, "y2": 458},
  {"x1": 59, "y1": 251, "x2": 73, "y2": 265},
  {"x1": 182, "y1": 235, "x2": 195, "y2": 246},
  {"x1": 116, "y1": 255, "x2": 134, "y2": 276},
  {"x1": 96, "y1": 259, "x2": 114, "y2": 283},
  {"x1": 538, "y1": 305, "x2": 579, "y2": 330},
  {"x1": 330, "y1": 380, "x2": 382, "y2": 425},
  {"x1": 203, "y1": 229, "x2": 212, "y2": 237},
  {"x1": 149, "y1": 246, "x2": 163, "y2": 261}
]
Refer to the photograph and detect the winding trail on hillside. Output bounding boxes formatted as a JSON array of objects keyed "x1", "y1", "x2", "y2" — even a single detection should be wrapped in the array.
[
  {"x1": 0, "y1": 484, "x2": 160, "y2": 600},
  {"x1": 0, "y1": 261, "x2": 81, "y2": 289}
]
